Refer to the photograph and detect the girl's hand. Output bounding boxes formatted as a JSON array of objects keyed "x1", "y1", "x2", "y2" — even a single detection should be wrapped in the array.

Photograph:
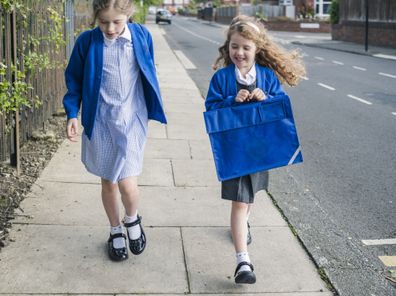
[
  {"x1": 66, "y1": 118, "x2": 79, "y2": 142},
  {"x1": 250, "y1": 88, "x2": 266, "y2": 101},
  {"x1": 235, "y1": 89, "x2": 250, "y2": 102}
]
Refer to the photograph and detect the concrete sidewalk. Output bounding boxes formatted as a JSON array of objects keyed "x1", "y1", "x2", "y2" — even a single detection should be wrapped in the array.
[{"x1": 0, "y1": 24, "x2": 332, "y2": 295}]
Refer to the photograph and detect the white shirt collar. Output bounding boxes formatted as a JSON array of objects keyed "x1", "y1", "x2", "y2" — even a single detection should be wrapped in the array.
[
  {"x1": 235, "y1": 63, "x2": 256, "y2": 85},
  {"x1": 103, "y1": 24, "x2": 131, "y2": 47}
]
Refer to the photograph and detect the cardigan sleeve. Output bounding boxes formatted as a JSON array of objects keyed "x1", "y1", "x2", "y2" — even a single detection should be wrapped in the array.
[
  {"x1": 139, "y1": 24, "x2": 155, "y2": 63},
  {"x1": 267, "y1": 69, "x2": 286, "y2": 98},
  {"x1": 63, "y1": 31, "x2": 90, "y2": 120},
  {"x1": 205, "y1": 72, "x2": 236, "y2": 111}
]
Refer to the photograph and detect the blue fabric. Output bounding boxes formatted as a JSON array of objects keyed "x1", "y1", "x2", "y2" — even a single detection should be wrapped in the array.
[
  {"x1": 63, "y1": 23, "x2": 167, "y2": 139},
  {"x1": 204, "y1": 65, "x2": 302, "y2": 181},
  {"x1": 205, "y1": 64, "x2": 285, "y2": 111}
]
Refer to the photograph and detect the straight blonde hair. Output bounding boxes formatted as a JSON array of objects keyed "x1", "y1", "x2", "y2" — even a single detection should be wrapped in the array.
[{"x1": 91, "y1": 0, "x2": 134, "y2": 26}]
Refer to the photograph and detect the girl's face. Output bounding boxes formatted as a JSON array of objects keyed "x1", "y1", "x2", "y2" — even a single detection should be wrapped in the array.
[
  {"x1": 229, "y1": 32, "x2": 257, "y2": 74},
  {"x1": 97, "y1": 7, "x2": 128, "y2": 39}
]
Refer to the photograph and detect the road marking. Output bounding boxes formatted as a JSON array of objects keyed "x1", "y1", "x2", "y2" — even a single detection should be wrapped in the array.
[
  {"x1": 301, "y1": 76, "x2": 309, "y2": 80},
  {"x1": 158, "y1": 28, "x2": 166, "y2": 35},
  {"x1": 362, "y1": 238, "x2": 396, "y2": 246},
  {"x1": 314, "y1": 56, "x2": 324, "y2": 61},
  {"x1": 373, "y1": 53, "x2": 396, "y2": 61},
  {"x1": 173, "y1": 50, "x2": 197, "y2": 69},
  {"x1": 347, "y1": 94, "x2": 372, "y2": 105},
  {"x1": 318, "y1": 83, "x2": 335, "y2": 90},
  {"x1": 332, "y1": 60, "x2": 344, "y2": 65},
  {"x1": 353, "y1": 66, "x2": 367, "y2": 71},
  {"x1": 379, "y1": 72, "x2": 396, "y2": 79},
  {"x1": 392, "y1": 112, "x2": 396, "y2": 116},
  {"x1": 173, "y1": 22, "x2": 221, "y2": 45},
  {"x1": 379, "y1": 256, "x2": 396, "y2": 267}
]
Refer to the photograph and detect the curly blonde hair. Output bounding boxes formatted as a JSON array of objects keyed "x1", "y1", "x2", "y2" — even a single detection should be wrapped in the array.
[{"x1": 213, "y1": 15, "x2": 306, "y2": 86}]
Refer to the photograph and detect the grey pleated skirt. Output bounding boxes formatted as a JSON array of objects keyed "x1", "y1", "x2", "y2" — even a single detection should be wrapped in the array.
[{"x1": 221, "y1": 171, "x2": 269, "y2": 204}]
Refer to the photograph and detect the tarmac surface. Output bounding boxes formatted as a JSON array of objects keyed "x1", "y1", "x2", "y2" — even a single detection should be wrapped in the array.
[{"x1": 2, "y1": 22, "x2": 394, "y2": 295}]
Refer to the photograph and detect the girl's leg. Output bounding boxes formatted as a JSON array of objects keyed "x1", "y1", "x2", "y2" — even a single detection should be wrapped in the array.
[
  {"x1": 231, "y1": 201, "x2": 249, "y2": 253},
  {"x1": 102, "y1": 179, "x2": 127, "y2": 260},
  {"x1": 231, "y1": 201, "x2": 256, "y2": 283},
  {"x1": 118, "y1": 176, "x2": 144, "y2": 242},
  {"x1": 118, "y1": 176, "x2": 139, "y2": 216},
  {"x1": 101, "y1": 178, "x2": 121, "y2": 226}
]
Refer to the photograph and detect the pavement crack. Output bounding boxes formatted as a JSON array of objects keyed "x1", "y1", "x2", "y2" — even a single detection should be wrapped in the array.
[{"x1": 180, "y1": 227, "x2": 191, "y2": 294}]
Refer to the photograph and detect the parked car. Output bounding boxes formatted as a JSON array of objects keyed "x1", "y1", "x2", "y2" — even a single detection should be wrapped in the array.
[{"x1": 155, "y1": 9, "x2": 172, "y2": 24}]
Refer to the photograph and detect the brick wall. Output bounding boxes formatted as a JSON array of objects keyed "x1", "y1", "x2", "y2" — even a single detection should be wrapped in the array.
[{"x1": 332, "y1": 21, "x2": 396, "y2": 48}]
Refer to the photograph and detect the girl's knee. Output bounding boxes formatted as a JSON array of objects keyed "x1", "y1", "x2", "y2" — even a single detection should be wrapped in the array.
[
  {"x1": 232, "y1": 201, "x2": 249, "y2": 211},
  {"x1": 101, "y1": 179, "x2": 118, "y2": 195},
  {"x1": 119, "y1": 183, "x2": 138, "y2": 198}
]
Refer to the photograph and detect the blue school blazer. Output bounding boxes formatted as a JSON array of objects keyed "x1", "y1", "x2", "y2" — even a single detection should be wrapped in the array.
[
  {"x1": 63, "y1": 23, "x2": 167, "y2": 139},
  {"x1": 204, "y1": 64, "x2": 302, "y2": 180},
  {"x1": 205, "y1": 63, "x2": 285, "y2": 111}
]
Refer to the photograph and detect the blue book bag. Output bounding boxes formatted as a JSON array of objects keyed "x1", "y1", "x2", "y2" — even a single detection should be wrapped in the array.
[{"x1": 203, "y1": 94, "x2": 303, "y2": 181}]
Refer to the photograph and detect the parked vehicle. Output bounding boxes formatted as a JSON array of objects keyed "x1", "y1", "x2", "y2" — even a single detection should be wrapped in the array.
[{"x1": 155, "y1": 9, "x2": 172, "y2": 24}]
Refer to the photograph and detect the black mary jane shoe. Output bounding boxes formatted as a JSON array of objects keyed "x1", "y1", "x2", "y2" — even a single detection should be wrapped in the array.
[
  {"x1": 234, "y1": 261, "x2": 256, "y2": 284},
  {"x1": 124, "y1": 215, "x2": 146, "y2": 255},
  {"x1": 247, "y1": 221, "x2": 252, "y2": 245},
  {"x1": 107, "y1": 232, "x2": 128, "y2": 262}
]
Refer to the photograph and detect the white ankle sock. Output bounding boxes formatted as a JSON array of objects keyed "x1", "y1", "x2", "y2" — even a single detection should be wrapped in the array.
[
  {"x1": 110, "y1": 225, "x2": 126, "y2": 249},
  {"x1": 236, "y1": 252, "x2": 252, "y2": 273},
  {"x1": 124, "y1": 212, "x2": 141, "y2": 240}
]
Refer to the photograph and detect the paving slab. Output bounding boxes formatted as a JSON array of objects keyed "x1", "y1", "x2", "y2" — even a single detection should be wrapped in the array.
[
  {"x1": 13, "y1": 182, "x2": 105, "y2": 225},
  {"x1": 166, "y1": 112, "x2": 207, "y2": 140},
  {"x1": 139, "y1": 159, "x2": 174, "y2": 186},
  {"x1": 14, "y1": 183, "x2": 285, "y2": 228},
  {"x1": 13, "y1": 293, "x2": 332, "y2": 296},
  {"x1": 148, "y1": 120, "x2": 168, "y2": 139},
  {"x1": 0, "y1": 226, "x2": 187, "y2": 294},
  {"x1": 189, "y1": 139, "x2": 213, "y2": 160},
  {"x1": 160, "y1": 89, "x2": 203, "y2": 102},
  {"x1": 163, "y1": 101, "x2": 205, "y2": 113},
  {"x1": 182, "y1": 227, "x2": 328, "y2": 294},
  {"x1": 139, "y1": 188, "x2": 287, "y2": 227},
  {"x1": 38, "y1": 150, "x2": 173, "y2": 186},
  {"x1": 172, "y1": 159, "x2": 219, "y2": 187},
  {"x1": 145, "y1": 138, "x2": 191, "y2": 159},
  {"x1": 38, "y1": 141, "x2": 98, "y2": 183}
]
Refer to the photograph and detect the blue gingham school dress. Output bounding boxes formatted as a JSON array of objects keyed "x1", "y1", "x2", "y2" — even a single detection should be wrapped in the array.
[{"x1": 81, "y1": 27, "x2": 148, "y2": 183}]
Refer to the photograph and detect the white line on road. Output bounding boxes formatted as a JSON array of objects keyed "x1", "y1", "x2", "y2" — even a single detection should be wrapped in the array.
[
  {"x1": 362, "y1": 238, "x2": 396, "y2": 246},
  {"x1": 379, "y1": 72, "x2": 396, "y2": 79},
  {"x1": 392, "y1": 112, "x2": 396, "y2": 116},
  {"x1": 314, "y1": 56, "x2": 324, "y2": 61},
  {"x1": 173, "y1": 22, "x2": 221, "y2": 45},
  {"x1": 332, "y1": 60, "x2": 344, "y2": 65},
  {"x1": 373, "y1": 53, "x2": 396, "y2": 61},
  {"x1": 318, "y1": 83, "x2": 335, "y2": 90},
  {"x1": 173, "y1": 50, "x2": 197, "y2": 69},
  {"x1": 347, "y1": 94, "x2": 372, "y2": 105},
  {"x1": 301, "y1": 76, "x2": 309, "y2": 80},
  {"x1": 353, "y1": 66, "x2": 367, "y2": 71}
]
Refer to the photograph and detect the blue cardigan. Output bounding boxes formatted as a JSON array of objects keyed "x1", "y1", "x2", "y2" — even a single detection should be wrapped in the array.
[
  {"x1": 63, "y1": 23, "x2": 167, "y2": 139},
  {"x1": 205, "y1": 63, "x2": 285, "y2": 111}
]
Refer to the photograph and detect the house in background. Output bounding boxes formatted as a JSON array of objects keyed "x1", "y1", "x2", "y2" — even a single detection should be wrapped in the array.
[
  {"x1": 292, "y1": 0, "x2": 331, "y2": 18},
  {"x1": 332, "y1": 0, "x2": 396, "y2": 48}
]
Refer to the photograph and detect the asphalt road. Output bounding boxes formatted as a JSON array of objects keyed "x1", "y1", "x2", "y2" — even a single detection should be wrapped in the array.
[{"x1": 156, "y1": 15, "x2": 396, "y2": 295}]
